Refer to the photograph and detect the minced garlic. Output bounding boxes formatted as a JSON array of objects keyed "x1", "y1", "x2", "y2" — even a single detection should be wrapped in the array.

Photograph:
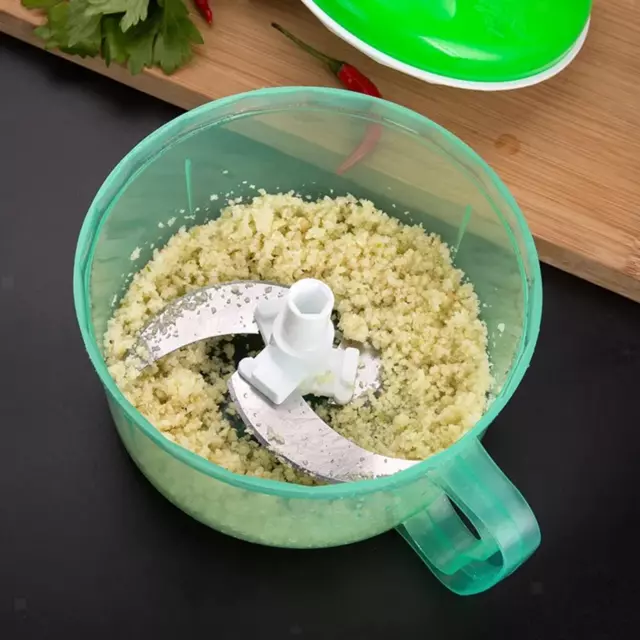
[{"x1": 105, "y1": 193, "x2": 491, "y2": 485}]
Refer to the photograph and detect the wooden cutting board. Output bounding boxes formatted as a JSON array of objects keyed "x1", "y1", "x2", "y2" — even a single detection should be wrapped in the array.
[{"x1": 2, "y1": 0, "x2": 639, "y2": 301}]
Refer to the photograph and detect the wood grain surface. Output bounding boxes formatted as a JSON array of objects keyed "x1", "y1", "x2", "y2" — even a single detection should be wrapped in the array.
[{"x1": 2, "y1": 0, "x2": 639, "y2": 301}]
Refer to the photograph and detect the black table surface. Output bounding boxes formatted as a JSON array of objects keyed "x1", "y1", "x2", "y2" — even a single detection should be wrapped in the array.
[{"x1": 1, "y1": 37, "x2": 639, "y2": 640}]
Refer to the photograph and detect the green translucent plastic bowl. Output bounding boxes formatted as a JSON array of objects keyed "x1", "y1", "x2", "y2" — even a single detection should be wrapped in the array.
[{"x1": 74, "y1": 87, "x2": 542, "y2": 595}]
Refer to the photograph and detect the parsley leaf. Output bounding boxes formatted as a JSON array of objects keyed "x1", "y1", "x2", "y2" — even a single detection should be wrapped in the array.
[
  {"x1": 153, "y1": 0, "x2": 202, "y2": 74},
  {"x1": 85, "y1": 0, "x2": 150, "y2": 33},
  {"x1": 66, "y1": 0, "x2": 101, "y2": 49},
  {"x1": 22, "y1": 0, "x2": 60, "y2": 9},
  {"x1": 34, "y1": 0, "x2": 101, "y2": 57},
  {"x1": 23, "y1": 0, "x2": 203, "y2": 75},
  {"x1": 101, "y1": 14, "x2": 127, "y2": 66},
  {"x1": 122, "y1": 2, "x2": 162, "y2": 74}
]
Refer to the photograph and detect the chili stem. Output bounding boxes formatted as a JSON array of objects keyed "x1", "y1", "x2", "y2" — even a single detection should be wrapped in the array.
[{"x1": 272, "y1": 23, "x2": 343, "y2": 75}]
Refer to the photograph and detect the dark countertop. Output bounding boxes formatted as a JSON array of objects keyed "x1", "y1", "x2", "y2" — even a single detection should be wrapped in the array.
[{"x1": 1, "y1": 37, "x2": 639, "y2": 640}]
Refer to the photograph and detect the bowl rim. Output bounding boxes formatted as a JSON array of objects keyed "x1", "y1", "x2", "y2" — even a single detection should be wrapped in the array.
[{"x1": 73, "y1": 86, "x2": 543, "y2": 499}]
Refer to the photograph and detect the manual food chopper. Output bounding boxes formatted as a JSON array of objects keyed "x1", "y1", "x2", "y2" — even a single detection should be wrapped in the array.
[{"x1": 74, "y1": 87, "x2": 542, "y2": 595}]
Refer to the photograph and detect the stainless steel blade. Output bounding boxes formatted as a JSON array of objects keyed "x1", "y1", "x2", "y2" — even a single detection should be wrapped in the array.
[
  {"x1": 126, "y1": 281, "x2": 288, "y2": 370},
  {"x1": 126, "y1": 280, "x2": 416, "y2": 482},
  {"x1": 228, "y1": 372, "x2": 417, "y2": 483}
]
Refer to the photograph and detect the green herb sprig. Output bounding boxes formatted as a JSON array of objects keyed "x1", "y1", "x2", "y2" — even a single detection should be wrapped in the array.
[{"x1": 22, "y1": 0, "x2": 203, "y2": 74}]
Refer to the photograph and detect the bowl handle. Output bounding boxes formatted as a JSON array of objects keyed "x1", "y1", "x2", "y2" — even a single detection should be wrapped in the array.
[{"x1": 396, "y1": 438, "x2": 540, "y2": 595}]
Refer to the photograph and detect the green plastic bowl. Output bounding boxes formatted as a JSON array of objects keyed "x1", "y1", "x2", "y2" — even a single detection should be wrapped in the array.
[
  {"x1": 74, "y1": 87, "x2": 542, "y2": 594},
  {"x1": 303, "y1": 0, "x2": 592, "y2": 89}
]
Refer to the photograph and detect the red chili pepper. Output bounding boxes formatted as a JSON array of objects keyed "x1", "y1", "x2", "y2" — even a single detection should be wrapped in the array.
[
  {"x1": 335, "y1": 122, "x2": 382, "y2": 175},
  {"x1": 193, "y1": 0, "x2": 213, "y2": 25},
  {"x1": 272, "y1": 23, "x2": 382, "y2": 174}
]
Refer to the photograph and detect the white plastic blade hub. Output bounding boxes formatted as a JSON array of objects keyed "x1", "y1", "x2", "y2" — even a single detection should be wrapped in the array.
[{"x1": 238, "y1": 279, "x2": 360, "y2": 405}]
